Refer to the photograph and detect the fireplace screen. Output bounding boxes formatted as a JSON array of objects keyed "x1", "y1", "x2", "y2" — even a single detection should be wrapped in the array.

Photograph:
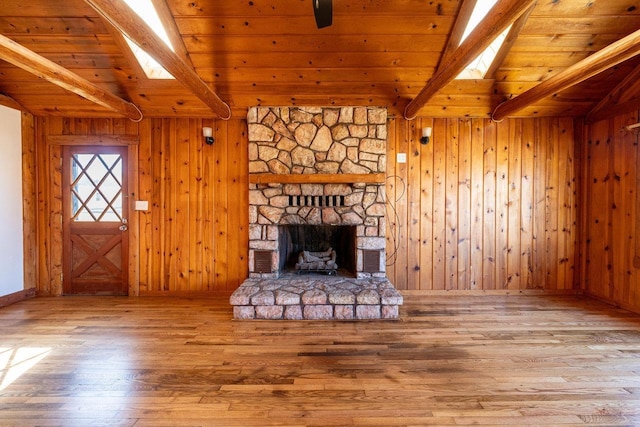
[{"x1": 278, "y1": 225, "x2": 356, "y2": 276}]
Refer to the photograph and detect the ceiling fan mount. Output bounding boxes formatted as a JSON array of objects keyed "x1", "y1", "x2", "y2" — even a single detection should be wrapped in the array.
[{"x1": 313, "y1": 0, "x2": 333, "y2": 29}]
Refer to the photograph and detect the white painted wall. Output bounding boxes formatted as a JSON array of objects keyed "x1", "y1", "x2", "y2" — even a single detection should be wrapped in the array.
[{"x1": 0, "y1": 105, "x2": 24, "y2": 296}]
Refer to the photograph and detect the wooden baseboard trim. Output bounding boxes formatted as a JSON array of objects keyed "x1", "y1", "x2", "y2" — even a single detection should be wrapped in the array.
[
  {"x1": 139, "y1": 290, "x2": 234, "y2": 298},
  {"x1": 585, "y1": 292, "x2": 640, "y2": 316},
  {"x1": 0, "y1": 288, "x2": 36, "y2": 308},
  {"x1": 399, "y1": 289, "x2": 584, "y2": 296}
]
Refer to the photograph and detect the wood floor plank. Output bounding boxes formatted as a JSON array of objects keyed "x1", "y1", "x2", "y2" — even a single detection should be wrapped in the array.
[{"x1": 1, "y1": 294, "x2": 640, "y2": 426}]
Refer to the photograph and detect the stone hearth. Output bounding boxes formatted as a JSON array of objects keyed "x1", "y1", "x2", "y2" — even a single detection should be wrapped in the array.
[{"x1": 230, "y1": 277, "x2": 403, "y2": 320}]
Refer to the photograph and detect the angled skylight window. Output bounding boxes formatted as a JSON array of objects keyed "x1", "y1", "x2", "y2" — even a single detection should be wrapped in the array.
[
  {"x1": 122, "y1": 0, "x2": 175, "y2": 79},
  {"x1": 456, "y1": 0, "x2": 510, "y2": 80}
]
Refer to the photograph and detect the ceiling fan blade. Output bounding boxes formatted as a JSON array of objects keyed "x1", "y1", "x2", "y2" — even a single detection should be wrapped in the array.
[{"x1": 313, "y1": 0, "x2": 333, "y2": 29}]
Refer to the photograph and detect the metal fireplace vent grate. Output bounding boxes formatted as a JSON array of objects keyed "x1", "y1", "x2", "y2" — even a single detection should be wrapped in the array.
[
  {"x1": 254, "y1": 250, "x2": 272, "y2": 273},
  {"x1": 288, "y1": 195, "x2": 345, "y2": 207},
  {"x1": 362, "y1": 250, "x2": 381, "y2": 273}
]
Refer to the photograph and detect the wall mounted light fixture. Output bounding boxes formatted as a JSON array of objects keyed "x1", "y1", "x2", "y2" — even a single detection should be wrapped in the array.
[
  {"x1": 203, "y1": 126, "x2": 214, "y2": 145},
  {"x1": 420, "y1": 127, "x2": 432, "y2": 145}
]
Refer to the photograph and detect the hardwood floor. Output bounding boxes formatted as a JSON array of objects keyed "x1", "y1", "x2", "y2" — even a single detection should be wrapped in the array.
[{"x1": 1, "y1": 294, "x2": 640, "y2": 426}]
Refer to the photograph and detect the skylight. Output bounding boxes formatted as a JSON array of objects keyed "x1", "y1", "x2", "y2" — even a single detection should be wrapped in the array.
[
  {"x1": 122, "y1": 0, "x2": 175, "y2": 79},
  {"x1": 456, "y1": 0, "x2": 510, "y2": 80}
]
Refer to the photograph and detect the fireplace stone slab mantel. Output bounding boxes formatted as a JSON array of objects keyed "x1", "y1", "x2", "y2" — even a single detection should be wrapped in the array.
[{"x1": 230, "y1": 277, "x2": 403, "y2": 320}]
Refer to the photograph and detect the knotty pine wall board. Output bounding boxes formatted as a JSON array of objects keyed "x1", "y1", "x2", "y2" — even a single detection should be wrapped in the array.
[{"x1": 32, "y1": 115, "x2": 581, "y2": 297}]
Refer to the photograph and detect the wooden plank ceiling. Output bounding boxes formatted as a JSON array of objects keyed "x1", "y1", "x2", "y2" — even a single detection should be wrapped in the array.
[{"x1": 0, "y1": 0, "x2": 639, "y2": 119}]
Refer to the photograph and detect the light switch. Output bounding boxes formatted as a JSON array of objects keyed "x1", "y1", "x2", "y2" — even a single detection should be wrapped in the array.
[
  {"x1": 135, "y1": 200, "x2": 149, "y2": 211},
  {"x1": 397, "y1": 153, "x2": 407, "y2": 163}
]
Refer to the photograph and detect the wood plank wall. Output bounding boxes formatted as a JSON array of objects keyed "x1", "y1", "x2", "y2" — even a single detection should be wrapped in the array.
[
  {"x1": 22, "y1": 112, "x2": 37, "y2": 294},
  {"x1": 34, "y1": 116, "x2": 248, "y2": 295},
  {"x1": 32, "y1": 115, "x2": 580, "y2": 296},
  {"x1": 582, "y1": 111, "x2": 640, "y2": 312},
  {"x1": 385, "y1": 117, "x2": 579, "y2": 292},
  {"x1": 137, "y1": 118, "x2": 248, "y2": 295}
]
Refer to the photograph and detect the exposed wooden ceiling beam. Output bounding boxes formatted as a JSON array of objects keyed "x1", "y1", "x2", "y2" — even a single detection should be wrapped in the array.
[
  {"x1": 484, "y1": 3, "x2": 535, "y2": 80},
  {"x1": 492, "y1": 28, "x2": 640, "y2": 122},
  {"x1": 0, "y1": 93, "x2": 29, "y2": 113},
  {"x1": 84, "y1": 0, "x2": 231, "y2": 120},
  {"x1": 0, "y1": 34, "x2": 143, "y2": 121},
  {"x1": 438, "y1": 0, "x2": 477, "y2": 69},
  {"x1": 403, "y1": 0, "x2": 537, "y2": 120},
  {"x1": 151, "y1": 0, "x2": 194, "y2": 70},
  {"x1": 586, "y1": 95, "x2": 640, "y2": 124},
  {"x1": 586, "y1": 63, "x2": 640, "y2": 122}
]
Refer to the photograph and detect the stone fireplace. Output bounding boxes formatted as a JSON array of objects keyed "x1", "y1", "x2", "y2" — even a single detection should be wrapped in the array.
[
  {"x1": 247, "y1": 106, "x2": 387, "y2": 278},
  {"x1": 230, "y1": 106, "x2": 403, "y2": 320}
]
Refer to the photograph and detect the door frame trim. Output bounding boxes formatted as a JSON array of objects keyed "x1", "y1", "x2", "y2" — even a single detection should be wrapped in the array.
[{"x1": 48, "y1": 135, "x2": 140, "y2": 296}]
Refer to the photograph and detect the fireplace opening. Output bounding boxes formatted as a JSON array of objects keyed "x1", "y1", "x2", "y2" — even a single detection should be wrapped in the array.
[{"x1": 278, "y1": 225, "x2": 357, "y2": 277}]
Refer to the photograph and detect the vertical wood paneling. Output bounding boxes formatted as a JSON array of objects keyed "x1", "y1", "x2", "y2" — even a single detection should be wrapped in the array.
[
  {"x1": 432, "y1": 118, "x2": 447, "y2": 290},
  {"x1": 585, "y1": 120, "x2": 611, "y2": 300},
  {"x1": 419, "y1": 118, "x2": 434, "y2": 290},
  {"x1": 164, "y1": 118, "x2": 177, "y2": 291},
  {"x1": 482, "y1": 120, "x2": 497, "y2": 290},
  {"x1": 49, "y1": 142, "x2": 63, "y2": 295},
  {"x1": 21, "y1": 113, "x2": 37, "y2": 291},
  {"x1": 35, "y1": 116, "x2": 51, "y2": 294},
  {"x1": 546, "y1": 120, "x2": 560, "y2": 291},
  {"x1": 533, "y1": 118, "x2": 549, "y2": 289},
  {"x1": 226, "y1": 119, "x2": 249, "y2": 291},
  {"x1": 30, "y1": 114, "x2": 581, "y2": 297},
  {"x1": 507, "y1": 119, "x2": 521, "y2": 290},
  {"x1": 213, "y1": 119, "x2": 229, "y2": 291},
  {"x1": 558, "y1": 118, "x2": 576, "y2": 291},
  {"x1": 385, "y1": 118, "x2": 398, "y2": 280},
  {"x1": 137, "y1": 119, "x2": 152, "y2": 294},
  {"x1": 457, "y1": 119, "x2": 471, "y2": 290},
  {"x1": 405, "y1": 121, "x2": 422, "y2": 289},
  {"x1": 582, "y1": 111, "x2": 640, "y2": 313},
  {"x1": 386, "y1": 117, "x2": 578, "y2": 293},
  {"x1": 150, "y1": 118, "x2": 166, "y2": 291},
  {"x1": 445, "y1": 119, "x2": 459, "y2": 290},
  {"x1": 520, "y1": 120, "x2": 534, "y2": 289},
  {"x1": 202, "y1": 119, "x2": 215, "y2": 289},
  {"x1": 407, "y1": 119, "x2": 421, "y2": 290},
  {"x1": 128, "y1": 141, "x2": 140, "y2": 296},
  {"x1": 395, "y1": 119, "x2": 409, "y2": 289},
  {"x1": 33, "y1": 116, "x2": 248, "y2": 296},
  {"x1": 189, "y1": 119, "x2": 204, "y2": 292},
  {"x1": 174, "y1": 118, "x2": 191, "y2": 291},
  {"x1": 470, "y1": 118, "x2": 484, "y2": 290},
  {"x1": 495, "y1": 122, "x2": 510, "y2": 289}
]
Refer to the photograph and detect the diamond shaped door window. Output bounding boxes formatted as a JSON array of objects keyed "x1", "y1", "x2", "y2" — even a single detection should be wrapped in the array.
[{"x1": 71, "y1": 154, "x2": 123, "y2": 222}]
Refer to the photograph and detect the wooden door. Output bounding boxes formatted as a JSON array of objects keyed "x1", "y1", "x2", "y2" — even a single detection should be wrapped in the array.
[{"x1": 62, "y1": 146, "x2": 129, "y2": 295}]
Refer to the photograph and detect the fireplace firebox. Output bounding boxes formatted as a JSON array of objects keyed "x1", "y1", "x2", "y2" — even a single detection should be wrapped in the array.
[{"x1": 278, "y1": 225, "x2": 357, "y2": 276}]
